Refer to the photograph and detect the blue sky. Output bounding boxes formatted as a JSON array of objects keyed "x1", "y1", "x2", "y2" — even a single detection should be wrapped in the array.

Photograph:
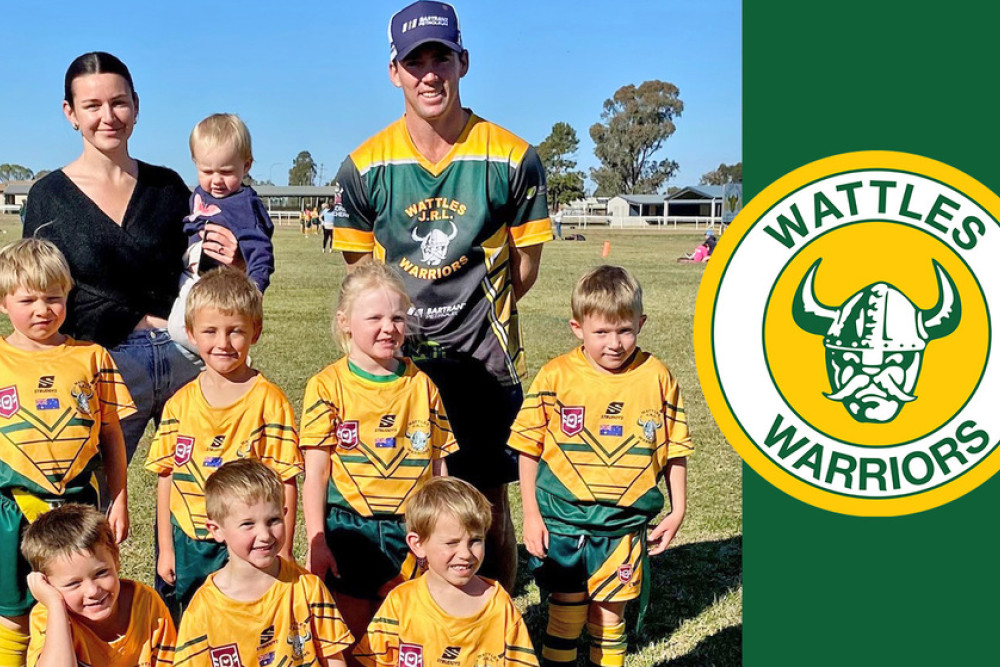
[{"x1": 2, "y1": 0, "x2": 740, "y2": 191}]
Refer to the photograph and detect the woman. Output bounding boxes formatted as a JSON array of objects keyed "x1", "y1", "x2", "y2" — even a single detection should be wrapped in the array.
[{"x1": 23, "y1": 51, "x2": 242, "y2": 460}]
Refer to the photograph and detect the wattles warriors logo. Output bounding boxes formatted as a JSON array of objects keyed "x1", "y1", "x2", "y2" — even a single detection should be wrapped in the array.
[{"x1": 695, "y1": 151, "x2": 1000, "y2": 515}]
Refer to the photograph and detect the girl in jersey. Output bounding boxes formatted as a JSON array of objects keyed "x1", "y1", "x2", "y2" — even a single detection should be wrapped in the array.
[{"x1": 300, "y1": 259, "x2": 457, "y2": 646}]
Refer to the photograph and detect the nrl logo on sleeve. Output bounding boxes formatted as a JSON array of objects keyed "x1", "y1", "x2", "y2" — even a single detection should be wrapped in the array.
[{"x1": 695, "y1": 151, "x2": 1000, "y2": 516}]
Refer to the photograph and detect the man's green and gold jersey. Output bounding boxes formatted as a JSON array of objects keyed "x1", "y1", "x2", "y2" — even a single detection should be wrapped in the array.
[
  {"x1": 145, "y1": 374, "x2": 302, "y2": 540},
  {"x1": 299, "y1": 357, "x2": 456, "y2": 517},
  {"x1": 0, "y1": 337, "x2": 134, "y2": 499},
  {"x1": 508, "y1": 348, "x2": 693, "y2": 534},
  {"x1": 332, "y1": 113, "x2": 552, "y2": 386}
]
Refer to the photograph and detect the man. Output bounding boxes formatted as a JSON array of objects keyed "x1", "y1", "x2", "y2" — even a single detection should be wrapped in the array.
[{"x1": 332, "y1": 0, "x2": 551, "y2": 591}]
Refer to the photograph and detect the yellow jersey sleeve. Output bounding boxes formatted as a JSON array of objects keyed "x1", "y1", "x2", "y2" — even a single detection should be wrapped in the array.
[
  {"x1": 507, "y1": 366, "x2": 552, "y2": 458},
  {"x1": 251, "y1": 382, "x2": 303, "y2": 481},
  {"x1": 305, "y1": 571, "x2": 354, "y2": 659},
  {"x1": 145, "y1": 395, "x2": 180, "y2": 475},
  {"x1": 97, "y1": 347, "x2": 137, "y2": 422},
  {"x1": 299, "y1": 370, "x2": 338, "y2": 449},
  {"x1": 503, "y1": 595, "x2": 539, "y2": 667},
  {"x1": 660, "y1": 368, "x2": 693, "y2": 464},
  {"x1": 354, "y1": 591, "x2": 400, "y2": 667},
  {"x1": 174, "y1": 591, "x2": 209, "y2": 666},
  {"x1": 429, "y1": 382, "x2": 458, "y2": 459}
]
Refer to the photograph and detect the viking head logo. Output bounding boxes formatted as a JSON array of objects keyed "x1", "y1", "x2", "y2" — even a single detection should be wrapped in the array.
[
  {"x1": 407, "y1": 429, "x2": 430, "y2": 453},
  {"x1": 411, "y1": 221, "x2": 458, "y2": 266},
  {"x1": 793, "y1": 259, "x2": 961, "y2": 423},
  {"x1": 70, "y1": 380, "x2": 94, "y2": 416}
]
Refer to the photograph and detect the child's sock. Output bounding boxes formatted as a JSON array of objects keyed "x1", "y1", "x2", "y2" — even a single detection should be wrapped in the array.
[
  {"x1": 588, "y1": 620, "x2": 627, "y2": 667},
  {"x1": 542, "y1": 598, "x2": 588, "y2": 667},
  {"x1": 0, "y1": 624, "x2": 29, "y2": 667}
]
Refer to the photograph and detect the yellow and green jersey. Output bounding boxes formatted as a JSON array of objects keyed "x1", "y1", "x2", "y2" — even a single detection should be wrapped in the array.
[
  {"x1": 174, "y1": 558, "x2": 353, "y2": 667},
  {"x1": 28, "y1": 580, "x2": 175, "y2": 667},
  {"x1": 508, "y1": 348, "x2": 693, "y2": 534},
  {"x1": 332, "y1": 113, "x2": 552, "y2": 386},
  {"x1": 145, "y1": 373, "x2": 302, "y2": 540},
  {"x1": 354, "y1": 576, "x2": 537, "y2": 667},
  {"x1": 0, "y1": 337, "x2": 134, "y2": 500},
  {"x1": 300, "y1": 357, "x2": 456, "y2": 516}
]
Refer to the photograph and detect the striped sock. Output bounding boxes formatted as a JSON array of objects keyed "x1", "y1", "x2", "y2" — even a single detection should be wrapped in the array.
[
  {"x1": 542, "y1": 598, "x2": 588, "y2": 667},
  {"x1": 588, "y1": 620, "x2": 627, "y2": 667}
]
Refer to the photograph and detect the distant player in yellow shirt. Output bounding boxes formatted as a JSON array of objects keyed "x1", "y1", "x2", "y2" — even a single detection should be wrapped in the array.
[
  {"x1": 301, "y1": 260, "x2": 456, "y2": 646},
  {"x1": 175, "y1": 460, "x2": 352, "y2": 667},
  {"x1": 145, "y1": 268, "x2": 302, "y2": 616},
  {"x1": 0, "y1": 239, "x2": 133, "y2": 667},
  {"x1": 22, "y1": 504, "x2": 175, "y2": 667},
  {"x1": 354, "y1": 477, "x2": 537, "y2": 667},
  {"x1": 509, "y1": 266, "x2": 693, "y2": 667}
]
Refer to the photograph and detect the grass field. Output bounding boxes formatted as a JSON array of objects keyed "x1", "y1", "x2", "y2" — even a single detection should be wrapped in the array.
[{"x1": 1, "y1": 216, "x2": 742, "y2": 665}]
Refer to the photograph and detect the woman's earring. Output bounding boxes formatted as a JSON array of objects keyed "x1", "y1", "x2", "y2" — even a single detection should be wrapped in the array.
[{"x1": 72, "y1": 123, "x2": 79, "y2": 131}]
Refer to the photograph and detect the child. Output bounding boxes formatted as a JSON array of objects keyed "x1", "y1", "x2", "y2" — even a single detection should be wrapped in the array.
[
  {"x1": 300, "y1": 259, "x2": 456, "y2": 642},
  {"x1": 146, "y1": 268, "x2": 302, "y2": 616},
  {"x1": 22, "y1": 504, "x2": 175, "y2": 667},
  {"x1": 509, "y1": 265, "x2": 693, "y2": 667},
  {"x1": 175, "y1": 460, "x2": 352, "y2": 667},
  {"x1": 167, "y1": 113, "x2": 275, "y2": 350},
  {"x1": 0, "y1": 238, "x2": 133, "y2": 667},
  {"x1": 354, "y1": 477, "x2": 537, "y2": 667}
]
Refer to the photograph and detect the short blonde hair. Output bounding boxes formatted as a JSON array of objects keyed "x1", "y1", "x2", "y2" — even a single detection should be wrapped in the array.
[
  {"x1": 334, "y1": 258, "x2": 411, "y2": 353},
  {"x1": 21, "y1": 504, "x2": 119, "y2": 574},
  {"x1": 0, "y1": 238, "x2": 73, "y2": 298},
  {"x1": 571, "y1": 265, "x2": 643, "y2": 323},
  {"x1": 405, "y1": 477, "x2": 492, "y2": 540},
  {"x1": 185, "y1": 267, "x2": 264, "y2": 331},
  {"x1": 190, "y1": 113, "x2": 253, "y2": 163},
  {"x1": 205, "y1": 459, "x2": 284, "y2": 523}
]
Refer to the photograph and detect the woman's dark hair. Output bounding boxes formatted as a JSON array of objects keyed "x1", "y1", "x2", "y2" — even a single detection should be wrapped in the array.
[{"x1": 63, "y1": 52, "x2": 136, "y2": 106}]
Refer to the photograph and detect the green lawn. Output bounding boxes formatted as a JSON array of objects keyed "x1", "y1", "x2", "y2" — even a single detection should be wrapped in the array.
[{"x1": 2, "y1": 216, "x2": 742, "y2": 665}]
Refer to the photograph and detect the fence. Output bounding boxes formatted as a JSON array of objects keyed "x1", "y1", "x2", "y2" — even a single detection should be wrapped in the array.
[{"x1": 564, "y1": 214, "x2": 724, "y2": 231}]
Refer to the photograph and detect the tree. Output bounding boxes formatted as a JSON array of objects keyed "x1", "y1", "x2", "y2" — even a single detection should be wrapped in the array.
[
  {"x1": 33, "y1": 170, "x2": 51, "y2": 181},
  {"x1": 288, "y1": 152, "x2": 317, "y2": 186},
  {"x1": 700, "y1": 162, "x2": 742, "y2": 185},
  {"x1": 589, "y1": 81, "x2": 683, "y2": 196},
  {"x1": 0, "y1": 164, "x2": 34, "y2": 182},
  {"x1": 537, "y1": 122, "x2": 585, "y2": 209}
]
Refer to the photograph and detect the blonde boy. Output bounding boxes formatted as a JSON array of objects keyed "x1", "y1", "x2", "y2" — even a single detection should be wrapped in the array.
[
  {"x1": 175, "y1": 460, "x2": 352, "y2": 667},
  {"x1": 167, "y1": 113, "x2": 275, "y2": 350},
  {"x1": 22, "y1": 505, "x2": 175, "y2": 667},
  {"x1": 354, "y1": 478, "x2": 537, "y2": 667},
  {"x1": 509, "y1": 265, "x2": 693, "y2": 667},
  {"x1": 0, "y1": 239, "x2": 133, "y2": 667},
  {"x1": 146, "y1": 268, "x2": 301, "y2": 615}
]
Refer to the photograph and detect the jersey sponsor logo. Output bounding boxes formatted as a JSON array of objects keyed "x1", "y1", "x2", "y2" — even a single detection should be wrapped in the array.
[
  {"x1": 376, "y1": 437, "x2": 397, "y2": 448},
  {"x1": 618, "y1": 563, "x2": 634, "y2": 583},
  {"x1": 175, "y1": 436, "x2": 195, "y2": 466},
  {"x1": 0, "y1": 386, "x2": 20, "y2": 418},
  {"x1": 605, "y1": 401, "x2": 624, "y2": 416},
  {"x1": 379, "y1": 414, "x2": 397, "y2": 429},
  {"x1": 331, "y1": 182, "x2": 349, "y2": 218},
  {"x1": 257, "y1": 653, "x2": 274, "y2": 667},
  {"x1": 258, "y1": 625, "x2": 275, "y2": 650},
  {"x1": 399, "y1": 643, "x2": 424, "y2": 667},
  {"x1": 406, "y1": 421, "x2": 431, "y2": 453},
  {"x1": 209, "y1": 644, "x2": 243, "y2": 667},
  {"x1": 36, "y1": 398, "x2": 60, "y2": 410},
  {"x1": 439, "y1": 646, "x2": 462, "y2": 665},
  {"x1": 204, "y1": 457, "x2": 223, "y2": 468},
  {"x1": 474, "y1": 652, "x2": 502, "y2": 667},
  {"x1": 336, "y1": 421, "x2": 359, "y2": 449},
  {"x1": 37, "y1": 376, "x2": 54, "y2": 389},
  {"x1": 599, "y1": 424, "x2": 623, "y2": 437},
  {"x1": 561, "y1": 406, "x2": 585, "y2": 437},
  {"x1": 70, "y1": 380, "x2": 94, "y2": 415},
  {"x1": 636, "y1": 410, "x2": 663, "y2": 444},
  {"x1": 409, "y1": 302, "x2": 467, "y2": 321},
  {"x1": 696, "y1": 151, "x2": 1000, "y2": 515},
  {"x1": 211, "y1": 435, "x2": 226, "y2": 449}
]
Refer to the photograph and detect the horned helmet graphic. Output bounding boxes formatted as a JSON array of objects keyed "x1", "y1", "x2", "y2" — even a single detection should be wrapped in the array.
[
  {"x1": 792, "y1": 259, "x2": 961, "y2": 423},
  {"x1": 411, "y1": 221, "x2": 458, "y2": 266},
  {"x1": 70, "y1": 380, "x2": 94, "y2": 416}
]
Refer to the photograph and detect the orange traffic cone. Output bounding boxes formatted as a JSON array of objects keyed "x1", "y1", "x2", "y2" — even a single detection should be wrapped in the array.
[{"x1": 601, "y1": 240, "x2": 611, "y2": 258}]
